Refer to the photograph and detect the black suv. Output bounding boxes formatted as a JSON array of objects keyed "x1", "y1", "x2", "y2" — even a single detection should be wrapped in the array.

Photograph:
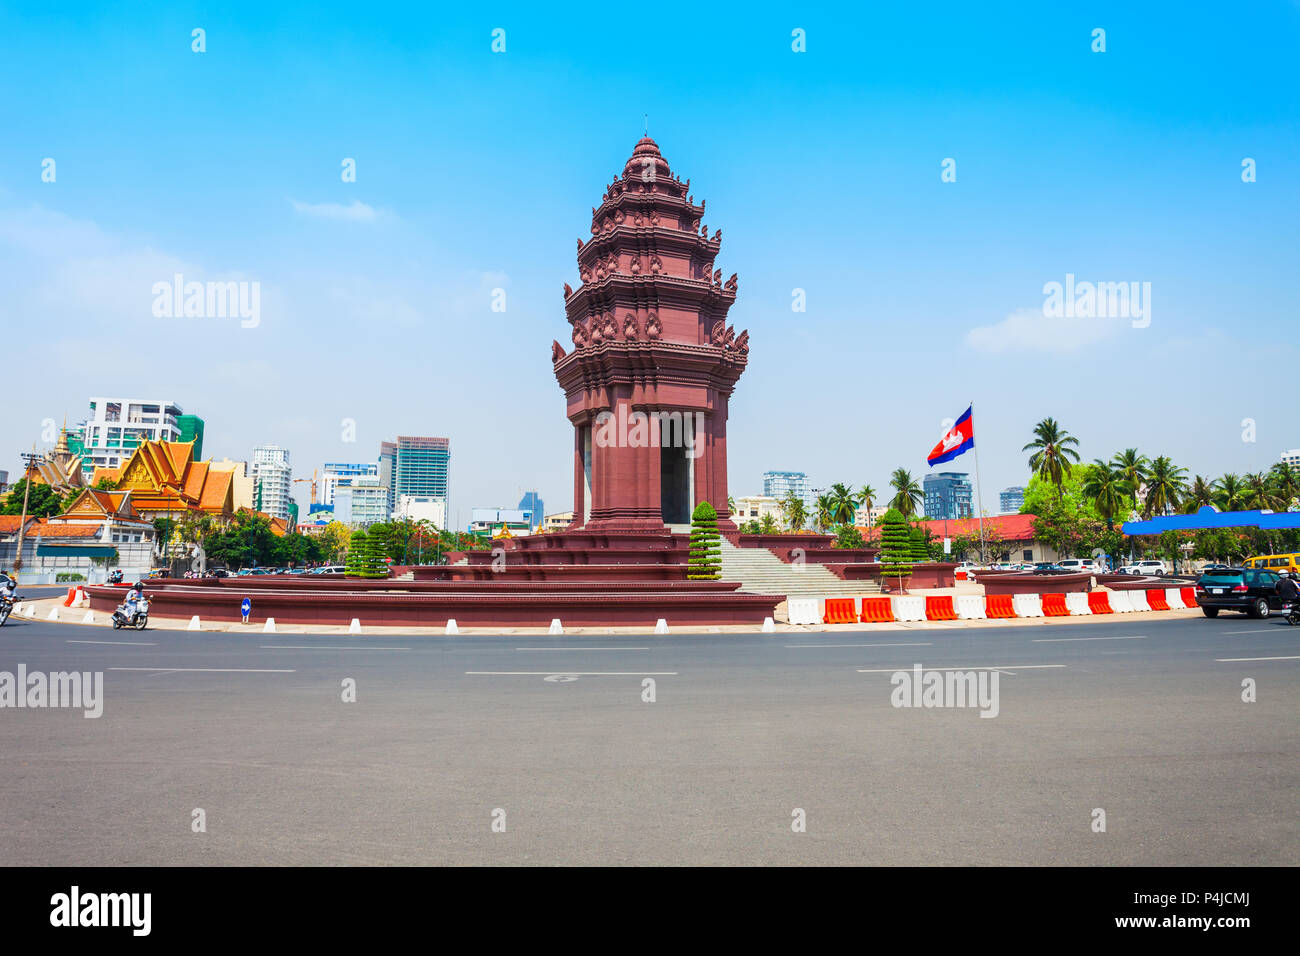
[{"x1": 1194, "y1": 567, "x2": 1290, "y2": 618}]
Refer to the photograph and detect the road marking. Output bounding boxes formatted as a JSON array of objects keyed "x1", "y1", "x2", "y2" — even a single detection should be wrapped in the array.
[
  {"x1": 857, "y1": 664, "x2": 1067, "y2": 673},
  {"x1": 1221, "y1": 629, "x2": 1280, "y2": 635},
  {"x1": 260, "y1": 645, "x2": 410, "y2": 650},
  {"x1": 66, "y1": 639, "x2": 157, "y2": 646},
  {"x1": 466, "y1": 671, "x2": 677, "y2": 676},
  {"x1": 1214, "y1": 656, "x2": 1300, "y2": 662},
  {"x1": 514, "y1": 647, "x2": 650, "y2": 651},
  {"x1": 785, "y1": 642, "x2": 934, "y2": 648},
  {"x1": 1031, "y1": 635, "x2": 1146, "y2": 643},
  {"x1": 108, "y1": 667, "x2": 296, "y2": 673}
]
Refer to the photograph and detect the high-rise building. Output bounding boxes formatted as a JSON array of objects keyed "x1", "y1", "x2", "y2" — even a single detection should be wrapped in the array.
[
  {"x1": 517, "y1": 491, "x2": 544, "y2": 531},
  {"x1": 1281, "y1": 449, "x2": 1300, "y2": 469},
  {"x1": 77, "y1": 397, "x2": 186, "y2": 475},
  {"x1": 923, "y1": 472, "x2": 973, "y2": 521},
  {"x1": 394, "y1": 436, "x2": 449, "y2": 507},
  {"x1": 337, "y1": 475, "x2": 389, "y2": 528},
  {"x1": 999, "y1": 486, "x2": 1026, "y2": 514},
  {"x1": 251, "y1": 444, "x2": 293, "y2": 520},
  {"x1": 176, "y1": 414, "x2": 205, "y2": 460},
  {"x1": 762, "y1": 470, "x2": 813, "y2": 521},
  {"x1": 321, "y1": 462, "x2": 380, "y2": 506},
  {"x1": 378, "y1": 441, "x2": 396, "y2": 514}
]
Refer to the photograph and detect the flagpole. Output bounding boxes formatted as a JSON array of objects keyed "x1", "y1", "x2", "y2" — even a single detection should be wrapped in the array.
[{"x1": 971, "y1": 401, "x2": 986, "y2": 562}]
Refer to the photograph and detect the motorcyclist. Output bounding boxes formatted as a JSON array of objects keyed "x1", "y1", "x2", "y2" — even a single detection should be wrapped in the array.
[
  {"x1": 121, "y1": 581, "x2": 145, "y2": 622},
  {"x1": 1, "y1": 570, "x2": 16, "y2": 603},
  {"x1": 1276, "y1": 572, "x2": 1300, "y2": 609},
  {"x1": 108, "y1": 568, "x2": 123, "y2": 584}
]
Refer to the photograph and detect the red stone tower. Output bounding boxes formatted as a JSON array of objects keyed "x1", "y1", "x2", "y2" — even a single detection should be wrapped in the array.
[{"x1": 552, "y1": 136, "x2": 748, "y2": 534}]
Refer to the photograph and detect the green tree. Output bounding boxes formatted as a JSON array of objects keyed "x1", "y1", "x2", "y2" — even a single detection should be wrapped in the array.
[
  {"x1": 1081, "y1": 461, "x2": 1131, "y2": 567},
  {"x1": 888, "y1": 468, "x2": 923, "y2": 517},
  {"x1": 1142, "y1": 456, "x2": 1186, "y2": 518},
  {"x1": 778, "y1": 490, "x2": 807, "y2": 533},
  {"x1": 826, "y1": 482, "x2": 859, "y2": 526},
  {"x1": 1, "y1": 479, "x2": 67, "y2": 518},
  {"x1": 813, "y1": 494, "x2": 835, "y2": 533},
  {"x1": 1241, "y1": 472, "x2": 1279, "y2": 512},
  {"x1": 687, "y1": 501, "x2": 721, "y2": 580},
  {"x1": 1110, "y1": 448, "x2": 1150, "y2": 514},
  {"x1": 856, "y1": 484, "x2": 877, "y2": 526},
  {"x1": 758, "y1": 513, "x2": 779, "y2": 534},
  {"x1": 738, "y1": 519, "x2": 761, "y2": 535},
  {"x1": 907, "y1": 526, "x2": 930, "y2": 562},
  {"x1": 1216, "y1": 473, "x2": 1245, "y2": 512},
  {"x1": 878, "y1": 508, "x2": 913, "y2": 589},
  {"x1": 1268, "y1": 462, "x2": 1300, "y2": 509},
  {"x1": 1023, "y1": 418, "x2": 1081, "y2": 499},
  {"x1": 1182, "y1": 475, "x2": 1217, "y2": 513},
  {"x1": 833, "y1": 524, "x2": 864, "y2": 549}
]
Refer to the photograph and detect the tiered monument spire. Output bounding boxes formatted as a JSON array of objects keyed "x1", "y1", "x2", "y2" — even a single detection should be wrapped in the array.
[{"x1": 553, "y1": 137, "x2": 748, "y2": 534}]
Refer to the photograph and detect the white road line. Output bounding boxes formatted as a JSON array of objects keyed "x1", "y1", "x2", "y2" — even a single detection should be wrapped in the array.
[
  {"x1": 1214, "y1": 656, "x2": 1300, "y2": 662},
  {"x1": 1031, "y1": 636, "x2": 1147, "y2": 643},
  {"x1": 108, "y1": 667, "x2": 296, "y2": 673},
  {"x1": 260, "y1": 645, "x2": 410, "y2": 650},
  {"x1": 785, "y1": 642, "x2": 934, "y2": 648},
  {"x1": 66, "y1": 640, "x2": 157, "y2": 646},
  {"x1": 466, "y1": 671, "x2": 677, "y2": 676},
  {"x1": 856, "y1": 664, "x2": 1067, "y2": 673},
  {"x1": 1221, "y1": 629, "x2": 1280, "y2": 635},
  {"x1": 514, "y1": 647, "x2": 650, "y2": 651}
]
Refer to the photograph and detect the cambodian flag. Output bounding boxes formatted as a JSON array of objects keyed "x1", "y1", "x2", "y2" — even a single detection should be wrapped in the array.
[{"x1": 927, "y1": 406, "x2": 975, "y2": 466}]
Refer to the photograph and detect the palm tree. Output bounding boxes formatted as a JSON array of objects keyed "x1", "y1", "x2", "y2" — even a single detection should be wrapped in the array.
[
  {"x1": 1183, "y1": 475, "x2": 1217, "y2": 513},
  {"x1": 889, "y1": 468, "x2": 923, "y2": 518},
  {"x1": 1142, "y1": 456, "x2": 1187, "y2": 518},
  {"x1": 826, "y1": 482, "x2": 859, "y2": 526},
  {"x1": 1241, "y1": 472, "x2": 1279, "y2": 511},
  {"x1": 814, "y1": 494, "x2": 835, "y2": 533},
  {"x1": 779, "y1": 491, "x2": 807, "y2": 533},
  {"x1": 758, "y1": 513, "x2": 779, "y2": 534},
  {"x1": 857, "y1": 484, "x2": 877, "y2": 527},
  {"x1": 1268, "y1": 462, "x2": 1300, "y2": 509},
  {"x1": 1110, "y1": 448, "x2": 1150, "y2": 514},
  {"x1": 1023, "y1": 418, "x2": 1081, "y2": 498},
  {"x1": 1081, "y1": 460, "x2": 1130, "y2": 527},
  {"x1": 1216, "y1": 473, "x2": 1244, "y2": 512}
]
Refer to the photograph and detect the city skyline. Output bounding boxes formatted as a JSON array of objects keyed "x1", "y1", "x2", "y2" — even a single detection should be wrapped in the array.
[{"x1": 3, "y1": 3, "x2": 1297, "y2": 522}]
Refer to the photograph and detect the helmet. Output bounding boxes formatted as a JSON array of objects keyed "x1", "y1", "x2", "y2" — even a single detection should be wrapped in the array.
[{"x1": 134, "y1": 581, "x2": 145, "y2": 590}]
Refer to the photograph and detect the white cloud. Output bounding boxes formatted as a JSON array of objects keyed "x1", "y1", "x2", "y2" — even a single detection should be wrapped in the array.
[
  {"x1": 965, "y1": 307, "x2": 1125, "y2": 354},
  {"x1": 289, "y1": 199, "x2": 381, "y2": 222}
]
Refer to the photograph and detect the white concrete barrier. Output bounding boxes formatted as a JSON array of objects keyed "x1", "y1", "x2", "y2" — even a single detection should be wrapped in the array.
[
  {"x1": 548, "y1": 619, "x2": 563, "y2": 635},
  {"x1": 1109, "y1": 591, "x2": 1135, "y2": 613},
  {"x1": 47, "y1": 607, "x2": 59, "y2": 621},
  {"x1": 349, "y1": 618, "x2": 362, "y2": 634},
  {"x1": 787, "y1": 598, "x2": 819, "y2": 626},
  {"x1": 1128, "y1": 590, "x2": 1151, "y2": 612},
  {"x1": 1165, "y1": 587, "x2": 1186, "y2": 610},
  {"x1": 955, "y1": 594, "x2": 987, "y2": 620},
  {"x1": 81, "y1": 610, "x2": 94, "y2": 624},
  {"x1": 23, "y1": 604, "x2": 36, "y2": 617},
  {"x1": 1012, "y1": 593, "x2": 1044, "y2": 618},
  {"x1": 1064, "y1": 592, "x2": 1092, "y2": 615},
  {"x1": 762, "y1": 616, "x2": 775, "y2": 632},
  {"x1": 445, "y1": 619, "x2": 459, "y2": 635},
  {"x1": 891, "y1": 595, "x2": 926, "y2": 622},
  {"x1": 263, "y1": 617, "x2": 276, "y2": 633},
  {"x1": 654, "y1": 618, "x2": 669, "y2": 635},
  {"x1": 187, "y1": 615, "x2": 201, "y2": 631}
]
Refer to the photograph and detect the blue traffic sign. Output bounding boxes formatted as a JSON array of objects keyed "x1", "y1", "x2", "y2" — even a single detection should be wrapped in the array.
[{"x1": 241, "y1": 598, "x2": 252, "y2": 615}]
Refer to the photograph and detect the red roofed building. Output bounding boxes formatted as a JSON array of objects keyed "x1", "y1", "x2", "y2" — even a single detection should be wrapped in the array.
[
  {"x1": 860, "y1": 513, "x2": 1062, "y2": 564},
  {"x1": 1, "y1": 488, "x2": 156, "y2": 581}
]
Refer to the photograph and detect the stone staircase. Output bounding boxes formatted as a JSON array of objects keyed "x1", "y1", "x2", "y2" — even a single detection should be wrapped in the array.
[{"x1": 717, "y1": 536, "x2": 881, "y2": 597}]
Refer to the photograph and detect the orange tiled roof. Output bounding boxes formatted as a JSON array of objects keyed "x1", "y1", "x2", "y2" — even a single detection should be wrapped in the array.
[
  {"x1": 92, "y1": 466, "x2": 122, "y2": 486},
  {"x1": 0, "y1": 515, "x2": 33, "y2": 534},
  {"x1": 23, "y1": 521, "x2": 102, "y2": 538},
  {"x1": 199, "y1": 468, "x2": 232, "y2": 511}
]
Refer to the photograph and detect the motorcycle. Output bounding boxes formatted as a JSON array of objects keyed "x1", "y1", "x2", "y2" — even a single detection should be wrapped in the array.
[
  {"x1": 0, "y1": 594, "x2": 22, "y2": 627},
  {"x1": 111, "y1": 599, "x2": 149, "y2": 631},
  {"x1": 1287, "y1": 603, "x2": 1300, "y2": 627}
]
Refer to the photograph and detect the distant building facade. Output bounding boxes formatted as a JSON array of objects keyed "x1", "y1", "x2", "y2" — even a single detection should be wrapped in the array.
[
  {"x1": 924, "y1": 472, "x2": 973, "y2": 521},
  {"x1": 762, "y1": 470, "x2": 813, "y2": 516},
  {"x1": 517, "y1": 491, "x2": 544, "y2": 531},
  {"x1": 999, "y1": 486, "x2": 1026, "y2": 514},
  {"x1": 321, "y1": 462, "x2": 379, "y2": 507},
  {"x1": 251, "y1": 445, "x2": 293, "y2": 520},
  {"x1": 77, "y1": 397, "x2": 187, "y2": 476}
]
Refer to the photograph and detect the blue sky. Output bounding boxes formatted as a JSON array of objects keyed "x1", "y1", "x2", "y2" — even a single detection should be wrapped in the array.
[{"x1": 2, "y1": 1, "x2": 1297, "y2": 523}]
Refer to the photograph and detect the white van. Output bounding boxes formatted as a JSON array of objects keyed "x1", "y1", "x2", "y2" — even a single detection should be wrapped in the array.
[{"x1": 1057, "y1": 558, "x2": 1098, "y2": 573}]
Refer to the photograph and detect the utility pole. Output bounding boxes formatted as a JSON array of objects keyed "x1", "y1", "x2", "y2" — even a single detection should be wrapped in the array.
[{"x1": 12, "y1": 452, "x2": 45, "y2": 573}]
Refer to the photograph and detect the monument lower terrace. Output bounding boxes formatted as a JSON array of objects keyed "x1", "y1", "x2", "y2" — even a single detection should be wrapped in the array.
[{"x1": 84, "y1": 138, "x2": 922, "y2": 629}]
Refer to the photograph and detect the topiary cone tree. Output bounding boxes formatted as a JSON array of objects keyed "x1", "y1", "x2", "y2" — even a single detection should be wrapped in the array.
[
  {"x1": 908, "y1": 526, "x2": 930, "y2": 563},
  {"x1": 879, "y1": 508, "x2": 914, "y2": 592},
  {"x1": 688, "y1": 500, "x2": 723, "y2": 580}
]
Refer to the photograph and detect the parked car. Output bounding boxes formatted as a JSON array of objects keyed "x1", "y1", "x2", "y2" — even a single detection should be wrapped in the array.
[
  {"x1": 1032, "y1": 562, "x2": 1066, "y2": 574},
  {"x1": 1057, "y1": 558, "x2": 1100, "y2": 573},
  {"x1": 312, "y1": 565, "x2": 348, "y2": 575},
  {"x1": 1194, "y1": 567, "x2": 1288, "y2": 618},
  {"x1": 1119, "y1": 560, "x2": 1167, "y2": 577}
]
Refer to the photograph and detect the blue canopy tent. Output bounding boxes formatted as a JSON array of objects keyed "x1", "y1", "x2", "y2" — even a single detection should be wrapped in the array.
[{"x1": 1122, "y1": 505, "x2": 1300, "y2": 536}]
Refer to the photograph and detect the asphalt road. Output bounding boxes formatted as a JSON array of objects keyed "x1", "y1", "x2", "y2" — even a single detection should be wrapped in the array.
[{"x1": 1, "y1": 613, "x2": 1295, "y2": 865}]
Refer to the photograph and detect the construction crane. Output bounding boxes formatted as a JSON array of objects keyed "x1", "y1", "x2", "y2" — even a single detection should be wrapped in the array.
[{"x1": 292, "y1": 468, "x2": 319, "y2": 505}]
